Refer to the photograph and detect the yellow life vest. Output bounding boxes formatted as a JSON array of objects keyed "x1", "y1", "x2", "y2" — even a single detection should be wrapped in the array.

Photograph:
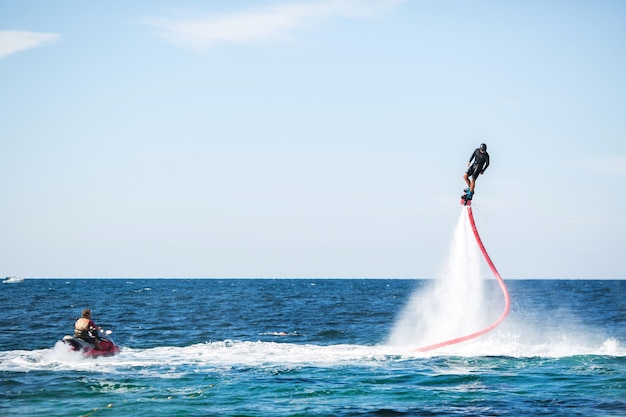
[{"x1": 74, "y1": 317, "x2": 95, "y2": 340}]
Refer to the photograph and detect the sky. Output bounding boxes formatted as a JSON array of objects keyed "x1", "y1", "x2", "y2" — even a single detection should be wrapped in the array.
[{"x1": 1, "y1": 0, "x2": 625, "y2": 279}]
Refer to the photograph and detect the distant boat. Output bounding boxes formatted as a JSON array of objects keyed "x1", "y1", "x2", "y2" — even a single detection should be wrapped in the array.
[{"x1": 3, "y1": 276, "x2": 25, "y2": 284}]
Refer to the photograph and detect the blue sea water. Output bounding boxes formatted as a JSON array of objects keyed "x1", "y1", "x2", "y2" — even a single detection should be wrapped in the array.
[{"x1": 1, "y1": 278, "x2": 624, "y2": 417}]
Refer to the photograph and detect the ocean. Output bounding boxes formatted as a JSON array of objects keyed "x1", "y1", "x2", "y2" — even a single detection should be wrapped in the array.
[{"x1": 1, "y1": 278, "x2": 624, "y2": 417}]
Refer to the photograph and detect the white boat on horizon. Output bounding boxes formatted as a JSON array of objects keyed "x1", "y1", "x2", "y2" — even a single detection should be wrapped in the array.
[{"x1": 3, "y1": 276, "x2": 25, "y2": 284}]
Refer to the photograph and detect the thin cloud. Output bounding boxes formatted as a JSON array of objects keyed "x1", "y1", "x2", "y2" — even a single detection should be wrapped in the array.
[
  {"x1": 148, "y1": 0, "x2": 405, "y2": 49},
  {"x1": 586, "y1": 155, "x2": 626, "y2": 176},
  {"x1": 0, "y1": 30, "x2": 61, "y2": 58},
  {"x1": 567, "y1": 216, "x2": 619, "y2": 226}
]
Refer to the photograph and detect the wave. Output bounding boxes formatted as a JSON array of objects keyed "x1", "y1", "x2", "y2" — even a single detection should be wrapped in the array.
[{"x1": 1, "y1": 336, "x2": 623, "y2": 374}]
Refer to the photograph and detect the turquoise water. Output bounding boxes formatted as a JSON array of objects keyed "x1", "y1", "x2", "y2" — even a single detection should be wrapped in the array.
[{"x1": 1, "y1": 278, "x2": 624, "y2": 416}]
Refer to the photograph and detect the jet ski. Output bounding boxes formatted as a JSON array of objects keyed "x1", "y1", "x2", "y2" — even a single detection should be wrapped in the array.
[{"x1": 62, "y1": 329, "x2": 121, "y2": 357}]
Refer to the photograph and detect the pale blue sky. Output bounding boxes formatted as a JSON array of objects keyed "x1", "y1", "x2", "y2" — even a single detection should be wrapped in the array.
[{"x1": 1, "y1": 0, "x2": 624, "y2": 279}]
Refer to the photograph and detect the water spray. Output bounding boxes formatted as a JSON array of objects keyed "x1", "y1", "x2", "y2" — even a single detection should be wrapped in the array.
[{"x1": 412, "y1": 205, "x2": 510, "y2": 352}]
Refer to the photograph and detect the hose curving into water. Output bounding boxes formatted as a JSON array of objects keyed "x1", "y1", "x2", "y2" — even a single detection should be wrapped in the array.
[{"x1": 413, "y1": 206, "x2": 510, "y2": 352}]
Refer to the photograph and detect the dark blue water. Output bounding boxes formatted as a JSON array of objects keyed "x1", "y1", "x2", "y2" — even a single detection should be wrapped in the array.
[{"x1": 1, "y1": 279, "x2": 625, "y2": 416}]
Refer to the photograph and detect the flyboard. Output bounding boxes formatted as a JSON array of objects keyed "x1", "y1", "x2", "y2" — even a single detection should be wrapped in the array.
[
  {"x1": 460, "y1": 188, "x2": 473, "y2": 206},
  {"x1": 411, "y1": 189, "x2": 510, "y2": 353}
]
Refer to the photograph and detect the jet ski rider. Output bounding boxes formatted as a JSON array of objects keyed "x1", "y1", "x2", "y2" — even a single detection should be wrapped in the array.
[{"x1": 74, "y1": 308, "x2": 102, "y2": 350}]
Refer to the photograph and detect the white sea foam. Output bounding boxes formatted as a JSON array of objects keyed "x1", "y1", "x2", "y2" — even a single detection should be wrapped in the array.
[
  {"x1": 0, "y1": 341, "x2": 402, "y2": 374},
  {"x1": 2, "y1": 336, "x2": 623, "y2": 376}
]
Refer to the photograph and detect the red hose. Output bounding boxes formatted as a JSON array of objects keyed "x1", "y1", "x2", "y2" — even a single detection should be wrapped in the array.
[{"x1": 413, "y1": 206, "x2": 510, "y2": 352}]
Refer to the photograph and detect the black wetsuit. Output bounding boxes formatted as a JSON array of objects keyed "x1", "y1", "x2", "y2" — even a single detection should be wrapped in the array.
[{"x1": 466, "y1": 148, "x2": 490, "y2": 180}]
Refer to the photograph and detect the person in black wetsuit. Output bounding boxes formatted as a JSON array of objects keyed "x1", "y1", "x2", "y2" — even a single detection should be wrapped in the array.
[{"x1": 463, "y1": 143, "x2": 490, "y2": 196}]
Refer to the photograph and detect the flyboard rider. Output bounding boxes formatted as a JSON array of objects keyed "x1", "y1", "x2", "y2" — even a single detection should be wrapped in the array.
[
  {"x1": 74, "y1": 308, "x2": 103, "y2": 350},
  {"x1": 463, "y1": 143, "x2": 490, "y2": 197}
]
